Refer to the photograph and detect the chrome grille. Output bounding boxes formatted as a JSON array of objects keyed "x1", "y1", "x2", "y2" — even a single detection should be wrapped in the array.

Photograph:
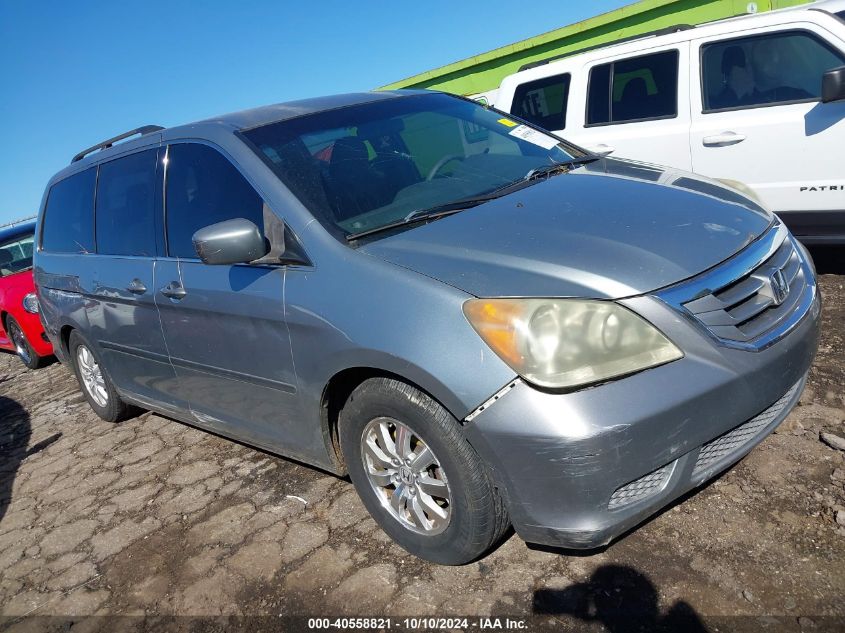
[
  {"x1": 658, "y1": 224, "x2": 816, "y2": 350},
  {"x1": 693, "y1": 380, "x2": 800, "y2": 476},
  {"x1": 682, "y1": 237, "x2": 805, "y2": 343},
  {"x1": 608, "y1": 463, "x2": 672, "y2": 510}
]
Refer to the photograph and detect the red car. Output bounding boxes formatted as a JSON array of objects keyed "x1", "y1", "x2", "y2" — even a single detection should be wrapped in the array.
[{"x1": 0, "y1": 220, "x2": 52, "y2": 368}]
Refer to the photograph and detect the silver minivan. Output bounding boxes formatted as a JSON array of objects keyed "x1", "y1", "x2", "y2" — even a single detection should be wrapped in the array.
[{"x1": 35, "y1": 91, "x2": 820, "y2": 564}]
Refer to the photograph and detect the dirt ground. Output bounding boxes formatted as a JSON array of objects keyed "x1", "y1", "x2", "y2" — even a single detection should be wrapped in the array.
[{"x1": 1, "y1": 248, "x2": 843, "y2": 633}]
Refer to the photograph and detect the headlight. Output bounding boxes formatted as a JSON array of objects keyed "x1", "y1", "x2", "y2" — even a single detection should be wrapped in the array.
[
  {"x1": 463, "y1": 298, "x2": 682, "y2": 389},
  {"x1": 22, "y1": 292, "x2": 39, "y2": 314}
]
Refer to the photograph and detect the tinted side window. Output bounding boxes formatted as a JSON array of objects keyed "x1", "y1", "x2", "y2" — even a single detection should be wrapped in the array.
[
  {"x1": 701, "y1": 31, "x2": 845, "y2": 112},
  {"x1": 41, "y1": 169, "x2": 96, "y2": 253},
  {"x1": 587, "y1": 50, "x2": 679, "y2": 125},
  {"x1": 511, "y1": 73, "x2": 571, "y2": 130},
  {"x1": 95, "y1": 149, "x2": 158, "y2": 256},
  {"x1": 165, "y1": 144, "x2": 264, "y2": 258}
]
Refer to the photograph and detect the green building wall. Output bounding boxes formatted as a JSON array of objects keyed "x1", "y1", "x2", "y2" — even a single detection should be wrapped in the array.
[{"x1": 379, "y1": 0, "x2": 810, "y2": 96}]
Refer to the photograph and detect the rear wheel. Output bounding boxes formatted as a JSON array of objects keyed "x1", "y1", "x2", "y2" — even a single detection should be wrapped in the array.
[
  {"x1": 340, "y1": 377, "x2": 508, "y2": 564},
  {"x1": 7, "y1": 317, "x2": 45, "y2": 370},
  {"x1": 69, "y1": 330, "x2": 133, "y2": 423}
]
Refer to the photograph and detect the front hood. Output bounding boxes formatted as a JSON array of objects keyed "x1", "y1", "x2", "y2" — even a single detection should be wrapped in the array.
[{"x1": 361, "y1": 159, "x2": 773, "y2": 299}]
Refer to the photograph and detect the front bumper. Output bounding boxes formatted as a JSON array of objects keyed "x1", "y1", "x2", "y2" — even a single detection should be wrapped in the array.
[{"x1": 464, "y1": 288, "x2": 820, "y2": 550}]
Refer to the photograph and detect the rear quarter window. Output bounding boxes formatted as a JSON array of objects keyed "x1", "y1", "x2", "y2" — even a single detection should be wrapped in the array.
[
  {"x1": 41, "y1": 168, "x2": 96, "y2": 253},
  {"x1": 510, "y1": 73, "x2": 571, "y2": 130}
]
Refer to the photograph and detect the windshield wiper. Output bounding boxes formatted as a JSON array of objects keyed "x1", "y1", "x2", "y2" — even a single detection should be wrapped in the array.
[
  {"x1": 345, "y1": 191, "x2": 508, "y2": 242},
  {"x1": 524, "y1": 155, "x2": 601, "y2": 181},
  {"x1": 344, "y1": 155, "x2": 601, "y2": 242}
]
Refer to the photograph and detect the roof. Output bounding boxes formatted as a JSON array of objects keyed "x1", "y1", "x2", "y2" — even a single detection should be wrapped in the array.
[
  {"x1": 54, "y1": 90, "x2": 430, "y2": 183},
  {"x1": 500, "y1": 0, "x2": 844, "y2": 88},
  {"x1": 0, "y1": 220, "x2": 36, "y2": 243},
  {"x1": 190, "y1": 90, "x2": 425, "y2": 131}
]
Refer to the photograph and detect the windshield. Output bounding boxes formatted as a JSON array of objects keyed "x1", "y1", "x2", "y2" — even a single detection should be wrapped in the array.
[
  {"x1": 242, "y1": 93, "x2": 579, "y2": 238},
  {"x1": 0, "y1": 232, "x2": 34, "y2": 277}
]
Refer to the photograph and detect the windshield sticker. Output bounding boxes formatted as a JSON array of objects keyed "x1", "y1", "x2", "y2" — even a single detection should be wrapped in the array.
[
  {"x1": 497, "y1": 118, "x2": 518, "y2": 127},
  {"x1": 508, "y1": 125, "x2": 560, "y2": 150}
]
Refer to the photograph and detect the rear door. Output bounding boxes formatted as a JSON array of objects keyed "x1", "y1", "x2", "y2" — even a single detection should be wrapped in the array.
[
  {"x1": 87, "y1": 147, "x2": 182, "y2": 409},
  {"x1": 689, "y1": 25, "x2": 845, "y2": 235},
  {"x1": 569, "y1": 43, "x2": 692, "y2": 168},
  {"x1": 154, "y1": 142, "x2": 305, "y2": 454}
]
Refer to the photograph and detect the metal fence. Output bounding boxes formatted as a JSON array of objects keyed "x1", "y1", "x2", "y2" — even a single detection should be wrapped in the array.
[{"x1": 0, "y1": 216, "x2": 37, "y2": 230}]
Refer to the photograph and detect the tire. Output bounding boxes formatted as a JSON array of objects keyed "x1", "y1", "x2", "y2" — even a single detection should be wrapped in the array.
[
  {"x1": 339, "y1": 377, "x2": 509, "y2": 565},
  {"x1": 68, "y1": 330, "x2": 133, "y2": 423},
  {"x1": 7, "y1": 317, "x2": 45, "y2": 370}
]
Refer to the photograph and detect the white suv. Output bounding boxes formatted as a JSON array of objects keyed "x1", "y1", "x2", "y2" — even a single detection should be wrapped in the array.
[{"x1": 493, "y1": 0, "x2": 845, "y2": 244}]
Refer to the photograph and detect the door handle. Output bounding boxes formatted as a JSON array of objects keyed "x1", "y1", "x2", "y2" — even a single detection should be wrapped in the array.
[
  {"x1": 126, "y1": 278, "x2": 147, "y2": 295},
  {"x1": 702, "y1": 132, "x2": 746, "y2": 147},
  {"x1": 160, "y1": 281, "x2": 187, "y2": 300},
  {"x1": 584, "y1": 143, "x2": 615, "y2": 156}
]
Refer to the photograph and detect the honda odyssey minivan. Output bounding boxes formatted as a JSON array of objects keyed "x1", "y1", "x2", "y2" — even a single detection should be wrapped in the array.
[{"x1": 35, "y1": 91, "x2": 820, "y2": 564}]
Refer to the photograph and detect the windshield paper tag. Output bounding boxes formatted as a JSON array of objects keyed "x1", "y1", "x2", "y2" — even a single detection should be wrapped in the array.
[
  {"x1": 509, "y1": 125, "x2": 560, "y2": 150},
  {"x1": 497, "y1": 118, "x2": 518, "y2": 127}
]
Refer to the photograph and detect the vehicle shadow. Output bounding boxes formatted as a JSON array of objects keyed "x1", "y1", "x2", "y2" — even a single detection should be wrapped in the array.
[
  {"x1": 533, "y1": 564, "x2": 708, "y2": 633},
  {"x1": 807, "y1": 246, "x2": 845, "y2": 276},
  {"x1": 0, "y1": 395, "x2": 31, "y2": 524}
]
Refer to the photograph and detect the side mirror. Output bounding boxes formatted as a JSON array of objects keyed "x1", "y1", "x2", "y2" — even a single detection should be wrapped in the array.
[
  {"x1": 822, "y1": 66, "x2": 845, "y2": 103},
  {"x1": 192, "y1": 218, "x2": 269, "y2": 265}
]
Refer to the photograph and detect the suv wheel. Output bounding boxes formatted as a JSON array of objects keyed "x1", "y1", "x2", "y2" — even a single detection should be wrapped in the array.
[
  {"x1": 7, "y1": 317, "x2": 45, "y2": 370},
  {"x1": 339, "y1": 377, "x2": 508, "y2": 564},
  {"x1": 69, "y1": 330, "x2": 132, "y2": 423}
]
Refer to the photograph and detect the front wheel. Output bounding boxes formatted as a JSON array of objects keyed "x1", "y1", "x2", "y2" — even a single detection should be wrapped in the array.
[
  {"x1": 340, "y1": 377, "x2": 508, "y2": 564},
  {"x1": 7, "y1": 317, "x2": 45, "y2": 370}
]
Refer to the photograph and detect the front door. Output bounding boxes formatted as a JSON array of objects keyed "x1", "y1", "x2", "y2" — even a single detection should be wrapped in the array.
[
  {"x1": 689, "y1": 27, "x2": 845, "y2": 236},
  {"x1": 154, "y1": 142, "x2": 307, "y2": 456}
]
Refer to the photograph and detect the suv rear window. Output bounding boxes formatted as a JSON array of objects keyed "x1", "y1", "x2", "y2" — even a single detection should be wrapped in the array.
[
  {"x1": 95, "y1": 149, "x2": 158, "y2": 257},
  {"x1": 0, "y1": 232, "x2": 34, "y2": 277},
  {"x1": 587, "y1": 50, "x2": 679, "y2": 125},
  {"x1": 511, "y1": 73, "x2": 571, "y2": 130},
  {"x1": 41, "y1": 168, "x2": 96, "y2": 254}
]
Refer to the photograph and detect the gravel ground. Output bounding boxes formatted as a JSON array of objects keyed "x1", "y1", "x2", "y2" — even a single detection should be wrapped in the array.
[{"x1": 0, "y1": 250, "x2": 843, "y2": 632}]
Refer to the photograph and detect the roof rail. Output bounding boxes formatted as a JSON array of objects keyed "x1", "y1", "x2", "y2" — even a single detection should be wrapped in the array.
[
  {"x1": 71, "y1": 125, "x2": 165, "y2": 163},
  {"x1": 517, "y1": 24, "x2": 694, "y2": 72}
]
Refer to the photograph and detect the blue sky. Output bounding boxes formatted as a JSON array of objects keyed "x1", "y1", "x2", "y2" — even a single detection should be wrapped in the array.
[{"x1": 0, "y1": 0, "x2": 633, "y2": 225}]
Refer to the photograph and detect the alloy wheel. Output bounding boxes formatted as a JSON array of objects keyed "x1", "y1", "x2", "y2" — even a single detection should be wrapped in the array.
[
  {"x1": 360, "y1": 416, "x2": 452, "y2": 535},
  {"x1": 9, "y1": 323, "x2": 31, "y2": 365},
  {"x1": 77, "y1": 345, "x2": 108, "y2": 407}
]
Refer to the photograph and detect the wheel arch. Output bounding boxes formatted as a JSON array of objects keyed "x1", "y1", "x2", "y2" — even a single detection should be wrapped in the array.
[{"x1": 319, "y1": 365, "x2": 466, "y2": 475}]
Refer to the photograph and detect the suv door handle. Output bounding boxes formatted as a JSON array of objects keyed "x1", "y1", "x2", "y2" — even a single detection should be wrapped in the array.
[
  {"x1": 702, "y1": 132, "x2": 746, "y2": 147},
  {"x1": 160, "y1": 282, "x2": 187, "y2": 300},
  {"x1": 126, "y1": 278, "x2": 147, "y2": 295}
]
